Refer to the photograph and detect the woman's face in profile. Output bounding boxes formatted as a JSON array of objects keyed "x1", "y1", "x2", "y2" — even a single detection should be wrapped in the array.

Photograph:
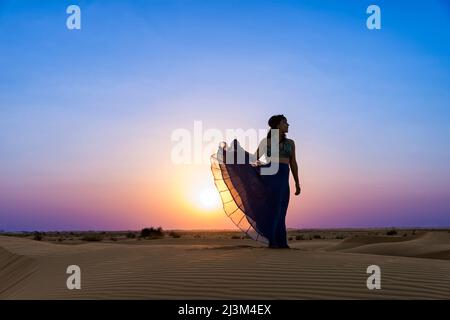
[{"x1": 278, "y1": 119, "x2": 289, "y2": 133}]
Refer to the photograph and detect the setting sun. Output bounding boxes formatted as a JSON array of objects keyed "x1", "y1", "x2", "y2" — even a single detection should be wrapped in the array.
[{"x1": 197, "y1": 187, "x2": 221, "y2": 210}]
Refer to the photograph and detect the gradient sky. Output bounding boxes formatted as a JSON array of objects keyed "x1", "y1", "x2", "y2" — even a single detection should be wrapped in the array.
[{"x1": 1, "y1": 0, "x2": 449, "y2": 231}]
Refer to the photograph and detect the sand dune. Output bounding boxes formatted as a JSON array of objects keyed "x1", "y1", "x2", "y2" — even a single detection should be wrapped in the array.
[
  {"x1": 327, "y1": 232, "x2": 450, "y2": 260},
  {"x1": 0, "y1": 247, "x2": 36, "y2": 297},
  {"x1": 0, "y1": 232, "x2": 449, "y2": 299}
]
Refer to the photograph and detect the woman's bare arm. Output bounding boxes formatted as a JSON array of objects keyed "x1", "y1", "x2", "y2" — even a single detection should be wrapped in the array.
[
  {"x1": 290, "y1": 140, "x2": 301, "y2": 195},
  {"x1": 250, "y1": 138, "x2": 267, "y2": 164}
]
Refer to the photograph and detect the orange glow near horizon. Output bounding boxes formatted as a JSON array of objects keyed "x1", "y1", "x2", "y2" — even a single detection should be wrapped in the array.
[{"x1": 183, "y1": 165, "x2": 222, "y2": 214}]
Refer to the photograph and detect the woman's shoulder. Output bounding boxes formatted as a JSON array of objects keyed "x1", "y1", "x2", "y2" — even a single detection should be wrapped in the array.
[{"x1": 285, "y1": 138, "x2": 295, "y2": 145}]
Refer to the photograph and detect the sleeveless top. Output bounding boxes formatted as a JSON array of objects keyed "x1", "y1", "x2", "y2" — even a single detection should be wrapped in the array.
[{"x1": 259, "y1": 138, "x2": 293, "y2": 159}]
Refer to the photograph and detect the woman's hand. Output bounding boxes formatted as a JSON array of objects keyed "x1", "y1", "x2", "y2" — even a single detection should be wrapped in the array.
[
  {"x1": 289, "y1": 141, "x2": 301, "y2": 196},
  {"x1": 295, "y1": 183, "x2": 301, "y2": 196}
]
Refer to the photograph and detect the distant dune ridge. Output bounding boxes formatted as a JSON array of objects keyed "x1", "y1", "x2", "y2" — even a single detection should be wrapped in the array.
[
  {"x1": 0, "y1": 230, "x2": 449, "y2": 299},
  {"x1": 326, "y1": 232, "x2": 450, "y2": 260}
]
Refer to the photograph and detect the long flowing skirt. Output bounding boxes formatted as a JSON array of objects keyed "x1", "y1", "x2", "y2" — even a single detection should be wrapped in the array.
[{"x1": 210, "y1": 140, "x2": 290, "y2": 246}]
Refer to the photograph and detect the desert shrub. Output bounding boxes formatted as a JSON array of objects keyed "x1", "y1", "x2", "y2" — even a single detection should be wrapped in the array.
[
  {"x1": 110, "y1": 237, "x2": 118, "y2": 241},
  {"x1": 313, "y1": 234, "x2": 321, "y2": 239},
  {"x1": 335, "y1": 235, "x2": 344, "y2": 240},
  {"x1": 295, "y1": 235, "x2": 304, "y2": 240},
  {"x1": 81, "y1": 234, "x2": 104, "y2": 241},
  {"x1": 231, "y1": 235, "x2": 240, "y2": 239},
  {"x1": 386, "y1": 229, "x2": 397, "y2": 236},
  {"x1": 169, "y1": 231, "x2": 181, "y2": 238},
  {"x1": 126, "y1": 232, "x2": 136, "y2": 239},
  {"x1": 140, "y1": 227, "x2": 164, "y2": 239},
  {"x1": 33, "y1": 232, "x2": 42, "y2": 241}
]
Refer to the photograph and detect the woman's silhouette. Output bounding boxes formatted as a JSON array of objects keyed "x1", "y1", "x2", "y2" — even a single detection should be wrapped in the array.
[{"x1": 211, "y1": 115, "x2": 301, "y2": 248}]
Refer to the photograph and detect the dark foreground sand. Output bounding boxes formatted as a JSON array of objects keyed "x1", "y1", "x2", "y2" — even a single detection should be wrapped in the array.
[{"x1": 1, "y1": 230, "x2": 449, "y2": 299}]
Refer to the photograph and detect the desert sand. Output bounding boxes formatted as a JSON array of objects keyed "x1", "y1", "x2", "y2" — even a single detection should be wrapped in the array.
[{"x1": 1, "y1": 229, "x2": 449, "y2": 299}]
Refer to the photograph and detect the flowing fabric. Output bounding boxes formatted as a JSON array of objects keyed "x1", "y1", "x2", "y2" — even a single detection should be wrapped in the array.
[{"x1": 210, "y1": 140, "x2": 290, "y2": 246}]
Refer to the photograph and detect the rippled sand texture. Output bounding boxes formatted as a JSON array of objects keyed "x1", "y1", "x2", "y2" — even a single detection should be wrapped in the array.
[{"x1": 1, "y1": 232, "x2": 449, "y2": 299}]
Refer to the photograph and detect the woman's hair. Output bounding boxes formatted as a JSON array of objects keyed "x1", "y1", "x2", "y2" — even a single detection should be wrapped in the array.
[{"x1": 267, "y1": 114, "x2": 287, "y2": 142}]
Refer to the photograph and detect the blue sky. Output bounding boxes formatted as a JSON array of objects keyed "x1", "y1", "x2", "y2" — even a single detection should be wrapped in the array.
[{"x1": 0, "y1": 0, "x2": 449, "y2": 230}]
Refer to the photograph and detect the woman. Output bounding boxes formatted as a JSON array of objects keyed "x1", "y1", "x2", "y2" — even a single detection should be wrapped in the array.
[{"x1": 210, "y1": 115, "x2": 301, "y2": 248}]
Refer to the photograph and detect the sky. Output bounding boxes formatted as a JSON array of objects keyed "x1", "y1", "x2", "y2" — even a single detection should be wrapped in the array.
[{"x1": 0, "y1": 0, "x2": 449, "y2": 231}]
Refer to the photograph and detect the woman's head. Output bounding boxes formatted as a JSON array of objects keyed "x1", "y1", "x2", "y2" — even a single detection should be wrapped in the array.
[{"x1": 267, "y1": 114, "x2": 289, "y2": 140}]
